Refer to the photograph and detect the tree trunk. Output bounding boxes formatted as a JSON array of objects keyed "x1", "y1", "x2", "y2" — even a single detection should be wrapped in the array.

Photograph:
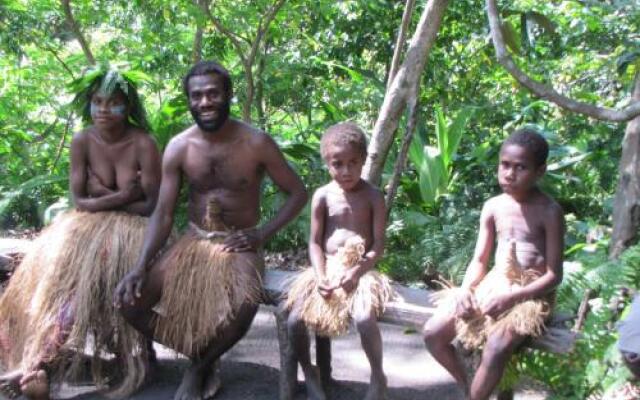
[
  {"x1": 362, "y1": 0, "x2": 449, "y2": 185},
  {"x1": 610, "y1": 74, "x2": 640, "y2": 259}
]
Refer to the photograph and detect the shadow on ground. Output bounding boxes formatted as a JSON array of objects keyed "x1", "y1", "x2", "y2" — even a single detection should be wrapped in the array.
[{"x1": 65, "y1": 359, "x2": 460, "y2": 400}]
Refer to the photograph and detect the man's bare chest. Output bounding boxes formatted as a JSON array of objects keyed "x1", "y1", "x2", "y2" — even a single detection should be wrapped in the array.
[{"x1": 183, "y1": 148, "x2": 261, "y2": 192}]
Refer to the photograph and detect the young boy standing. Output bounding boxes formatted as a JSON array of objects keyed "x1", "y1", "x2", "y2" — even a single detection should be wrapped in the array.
[
  {"x1": 286, "y1": 122, "x2": 392, "y2": 400},
  {"x1": 423, "y1": 128, "x2": 565, "y2": 400}
]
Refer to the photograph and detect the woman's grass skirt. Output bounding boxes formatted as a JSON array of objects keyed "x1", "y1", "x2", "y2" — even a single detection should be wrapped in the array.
[
  {"x1": 0, "y1": 210, "x2": 150, "y2": 398},
  {"x1": 152, "y1": 231, "x2": 264, "y2": 358},
  {"x1": 285, "y1": 254, "x2": 392, "y2": 338}
]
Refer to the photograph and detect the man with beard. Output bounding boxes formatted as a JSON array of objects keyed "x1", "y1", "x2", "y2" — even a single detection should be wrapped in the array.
[{"x1": 114, "y1": 61, "x2": 308, "y2": 400}]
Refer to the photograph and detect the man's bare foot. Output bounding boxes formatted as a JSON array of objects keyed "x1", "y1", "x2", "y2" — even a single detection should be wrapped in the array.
[
  {"x1": 202, "y1": 361, "x2": 221, "y2": 399},
  {"x1": 174, "y1": 366, "x2": 206, "y2": 400},
  {"x1": 364, "y1": 373, "x2": 387, "y2": 400},
  {"x1": 0, "y1": 370, "x2": 23, "y2": 399},
  {"x1": 20, "y1": 370, "x2": 49, "y2": 400},
  {"x1": 301, "y1": 366, "x2": 326, "y2": 400}
]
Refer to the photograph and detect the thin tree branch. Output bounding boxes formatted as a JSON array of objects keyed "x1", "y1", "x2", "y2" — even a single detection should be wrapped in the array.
[
  {"x1": 43, "y1": 44, "x2": 76, "y2": 79},
  {"x1": 197, "y1": 0, "x2": 248, "y2": 65},
  {"x1": 385, "y1": 90, "x2": 420, "y2": 213},
  {"x1": 52, "y1": 115, "x2": 73, "y2": 171},
  {"x1": 61, "y1": 0, "x2": 95, "y2": 65},
  {"x1": 486, "y1": 0, "x2": 640, "y2": 122},
  {"x1": 387, "y1": 0, "x2": 416, "y2": 92},
  {"x1": 247, "y1": 0, "x2": 285, "y2": 66}
]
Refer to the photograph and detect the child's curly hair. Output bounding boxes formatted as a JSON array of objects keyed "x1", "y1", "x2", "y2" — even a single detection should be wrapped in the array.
[{"x1": 320, "y1": 122, "x2": 368, "y2": 160}]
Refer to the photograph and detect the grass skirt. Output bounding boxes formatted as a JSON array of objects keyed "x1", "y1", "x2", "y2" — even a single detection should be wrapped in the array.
[
  {"x1": 439, "y1": 241, "x2": 551, "y2": 350},
  {"x1": 153, "y1": 230, "x2": 264, "y2": 358},
  {"x1": 285, "y1": 238, "x2": 392, "y2": 338},
  {"x1": 0, "y1": 210, "x2": 150, "y2": 398}
]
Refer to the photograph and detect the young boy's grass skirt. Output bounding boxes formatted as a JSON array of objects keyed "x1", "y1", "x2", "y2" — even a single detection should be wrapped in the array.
[
  {"x1": 438, "y1": 241, "x2": 552, "y2": 349},
  {"x1": 0, "y1": 210, "x2": 150, "y2": 398},
  {"x1": 152, "y1": 228, "x2": 264, "y2": 358},
  {"x1": 284, "y1": 237, "x2": 392, "y2": 338}
]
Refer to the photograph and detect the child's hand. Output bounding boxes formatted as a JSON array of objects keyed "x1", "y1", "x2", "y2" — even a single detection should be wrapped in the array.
[
  {"x1": 455, "y1": 289, "x2": 478, "y2": 319},
  {"x1": 481, "y1": 293, "x2": 515, "y2": 319},
  {"x1": 317, "y1": 281, "x2": 334, "y2": 299},
  {"x1": 339, "y1": 268, "x2": 360, "y2": 293}
]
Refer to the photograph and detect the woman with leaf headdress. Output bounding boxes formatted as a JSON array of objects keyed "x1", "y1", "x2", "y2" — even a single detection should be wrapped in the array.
[{"x1": 0, "y1": 64, "x2": 162, "y2": 399}]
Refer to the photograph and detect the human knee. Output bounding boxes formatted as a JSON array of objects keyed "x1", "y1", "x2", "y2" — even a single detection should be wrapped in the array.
[
  {"x1": 354, "y1": 311, "x2": 376, "y2": 333},
  {"x1": 423, "y1": 321, "x2": 448, "y2": 347},
  {"x1": 483, "y1": 335, "x2": 515, "y2": 363},
  {"x1": 287, "y1": 312, "x2": 305, "y2": 334}
]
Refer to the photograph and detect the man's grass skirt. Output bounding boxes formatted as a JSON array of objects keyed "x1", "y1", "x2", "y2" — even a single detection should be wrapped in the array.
[
  {"x1": 284, "y1": 238, "x2": 392, "y2": 338},
  {"x1": 0, "y1": 210, "x2": 150, "y2": 398},
  {"x1": 152, "y1": 230, "x2": 264, "y2": 358}
]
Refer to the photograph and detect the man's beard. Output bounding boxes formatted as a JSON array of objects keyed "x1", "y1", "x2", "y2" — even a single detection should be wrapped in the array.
[{"x1": 190, "y1": 102, "x2": 230, "y2": 133}]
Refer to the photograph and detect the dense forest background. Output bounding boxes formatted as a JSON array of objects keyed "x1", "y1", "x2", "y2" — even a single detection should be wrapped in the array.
[{"x1": 1, "y1": 0, "x2": 640, "y2": 397}]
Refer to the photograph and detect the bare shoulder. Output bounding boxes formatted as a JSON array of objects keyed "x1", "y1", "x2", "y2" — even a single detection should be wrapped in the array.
[
  {"x1": 538, "y1": 192, "x2": 564, "y2": 222},
  {"x1": 360, "y1": 180, "x2": 384, "y2": 204},
  {"x1": 312, "y1": 184, "x2": 330, "y2": 205},
  {"x1": 70, "y1": 127, "x2": 92, "y2": 147},
  {"x1": 166, "y1": 127, "x2": 195, "y2": 151},
  {"x1": 481, "y1": 194, "x2": 502, "y2": 216},
  {"x1": 242, "y1": 122, "x2": 278, "y2": 149},
  {"x1": 129, "y1": 128, "x2": 159, "y2": 151},
  {"x1": 163, "y1": 127, "x2": 196, "y2": 162}
]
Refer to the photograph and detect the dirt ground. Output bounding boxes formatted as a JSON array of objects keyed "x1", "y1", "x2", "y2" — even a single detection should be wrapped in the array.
[{"x1": 55, "y1": 308, "x2": 547, "y2": 400}]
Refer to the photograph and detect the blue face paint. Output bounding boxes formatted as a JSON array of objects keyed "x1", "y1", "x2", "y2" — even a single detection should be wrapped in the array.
[{"x1": 90, "y1": 102, "x2": 126, "y2": 117}]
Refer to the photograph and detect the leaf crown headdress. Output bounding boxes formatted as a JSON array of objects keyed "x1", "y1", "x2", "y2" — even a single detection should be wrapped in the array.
[{"x1": 69, "y1": 64, "x2": 151, "y2": 132}]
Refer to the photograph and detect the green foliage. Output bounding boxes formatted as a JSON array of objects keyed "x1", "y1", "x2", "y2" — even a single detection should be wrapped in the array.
[
  {"x1": 518, "y1": 244, "x2": 640, "y2": 398},
  {"x1": 408, "y1": 106, "x2": 474, "y2": 207}
]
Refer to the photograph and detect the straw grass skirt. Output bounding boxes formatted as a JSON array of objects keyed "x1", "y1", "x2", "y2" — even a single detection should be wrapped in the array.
[
  {"x1": 438, "y1": 241, "x2": 551, "y2": 350},
  {"x1": 152, "y1": 230, "x2": 264, "y2": 358},
  {"x1": 0, "y1": 210, "x2": 150, "y2": 398},
  {"x1": 285, "y1": 237, "x2": 392, "y2": 338}
]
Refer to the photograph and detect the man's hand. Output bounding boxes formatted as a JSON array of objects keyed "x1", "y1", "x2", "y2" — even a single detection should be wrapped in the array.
[
  {"x1": 455, "y1": 289, "x2": 478, "y2": 320},
  {"x1": 481, "y1": 293, "x2": 516, "y2": 319},
  {"x1": 338, "y1": 268, "x2": 361, "y2": 294},
  {"x1": 222, "y1": 228, "x2": 264, "y2": 252},
  {"x1": 114, "y1": 267, "x2": 146, "y2": 308}
]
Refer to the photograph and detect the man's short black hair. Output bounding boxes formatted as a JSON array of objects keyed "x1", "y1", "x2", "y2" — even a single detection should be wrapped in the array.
[
  {"x1": 502, "y1": 127, "x2": 549, "y2": 166},
  {"x1": 182, "y1": 61, "x2": 233, "y2": 99},
  {"x1": 320, "y1": 122, "x2": 368, "y2": 160}
]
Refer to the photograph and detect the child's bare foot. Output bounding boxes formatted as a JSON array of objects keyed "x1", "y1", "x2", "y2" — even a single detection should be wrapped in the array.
[
  {"x1": 202, "y1": 361, "x2": 221, "y2": 399},
  {"x1": 174, "y1": 366, "x2": 206, "y2": 400},
  {"x1": 364, "y1": 373, "x2": 387, "y2": 400},
  {"x1": 0, "y1": 370, "x2": 22, "y2": 399},
  {"x1": 301, "y1": 366, "x2": 326, "y2": 400},
  {"x1": 20, "y1": 370, "x2": 49, "y2": 400}
]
